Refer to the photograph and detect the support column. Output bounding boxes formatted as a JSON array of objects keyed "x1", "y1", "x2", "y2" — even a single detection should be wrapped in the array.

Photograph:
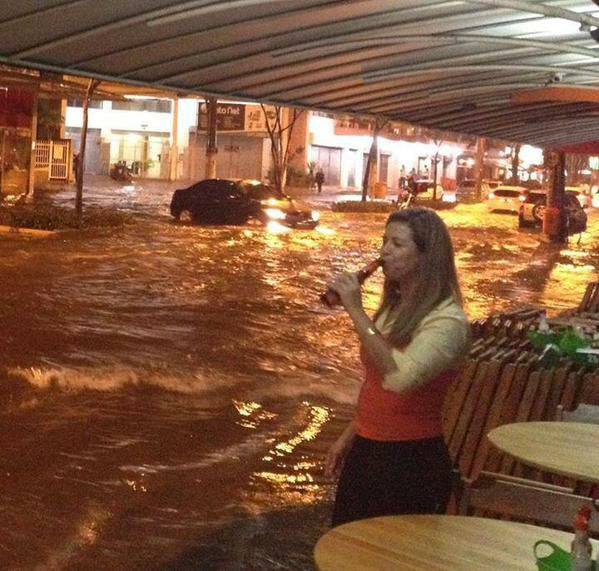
[
  {"x1": 169, "y1": 96, "x2": 179, "y2": 181},
  {"x1": 205, "y1": 97, "x2": 218, "y2": 179},
  {"x1": 544, "y1": 150, "x2": 566, "y2": 243}
]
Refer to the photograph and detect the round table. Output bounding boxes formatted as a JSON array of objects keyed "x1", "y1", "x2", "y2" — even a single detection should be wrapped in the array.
[
  {"x1": 314, "y1": 515, "x2": 595, "y2": 570},
  {"x1": 487, "y1": 421, "x2": 599, "y2": 483}
]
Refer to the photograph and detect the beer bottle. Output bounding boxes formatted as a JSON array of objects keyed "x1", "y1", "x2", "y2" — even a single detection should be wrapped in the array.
[{"x1": 320, "y1": 259, "x2": 382, "y2": 307}]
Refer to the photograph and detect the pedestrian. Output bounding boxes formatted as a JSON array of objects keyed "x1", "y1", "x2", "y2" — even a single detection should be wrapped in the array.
[
  {"x1": 324, "y1": 208, "x2": 471, "y2": 527},
  {"x1": 398, "y1": 164, "x2": 406, "y2": 190},
  {"x1": 315, "y1": 169, "x2": 325, "y2": 194},
  {"x1": 407, "y1": 173, "x2": 416, "y2": 194}
]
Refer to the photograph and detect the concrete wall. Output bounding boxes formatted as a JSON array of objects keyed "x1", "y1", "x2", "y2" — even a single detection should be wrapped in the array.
[{"x1": 187, "y1": 132, "x2": 270, "y2": 181}]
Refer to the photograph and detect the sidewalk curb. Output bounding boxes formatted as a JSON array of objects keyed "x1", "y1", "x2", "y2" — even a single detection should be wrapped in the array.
[{"x1": 0, "y1": 225, "x2": 58, "y2": 238}]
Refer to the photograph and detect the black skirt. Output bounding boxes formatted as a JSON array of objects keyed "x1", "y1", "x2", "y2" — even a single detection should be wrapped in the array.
[{"x1": 331, "y1": 435, "x2": 453, "y2": 527}]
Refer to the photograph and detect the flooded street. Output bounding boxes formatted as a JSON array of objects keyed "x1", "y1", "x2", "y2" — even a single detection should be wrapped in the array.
[{"x1": 1, "y1": 178, "x2": 598, "y2": 570}]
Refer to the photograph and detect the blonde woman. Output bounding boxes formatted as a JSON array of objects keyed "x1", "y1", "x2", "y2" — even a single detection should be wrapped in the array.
[{"x1": 325, "y1": 208, "x2": 470, "y2": 527}]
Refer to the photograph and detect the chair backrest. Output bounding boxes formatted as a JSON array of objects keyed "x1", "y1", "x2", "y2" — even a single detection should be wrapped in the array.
[
  {"x1": 459, "y1": 472, "x2": 599, "y2": 534},
  {"x1": 578, "y1": 282, "x2": 599, "y2": 313}
]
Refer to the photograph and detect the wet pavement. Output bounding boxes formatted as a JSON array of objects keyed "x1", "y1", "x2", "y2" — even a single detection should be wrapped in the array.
[{"x1": 0, "y1": 176, "x2": 597, "y2": 569}]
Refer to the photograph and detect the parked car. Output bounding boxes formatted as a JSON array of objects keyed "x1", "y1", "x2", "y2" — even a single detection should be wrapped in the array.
[
  {"x1": 170, "y1": 179, "x2": 320, "y2": 228},
  {"x1": 442, "y1": 179, "x2": 501, "y2": 203},
  {"x1": 518, "y1": 190, "x2": 587, "y2": 234},
  {"x1": 486, "y1": 185, "x2": 528, "y2": 213}
]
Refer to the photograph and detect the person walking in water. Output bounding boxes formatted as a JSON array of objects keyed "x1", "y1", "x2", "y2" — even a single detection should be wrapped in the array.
[
  {"x1": 315, "y1": 169, "x2": 325, "y2": 193},
  {"x1": 324, "y1": 208, "x2": 470, "y2": 527}
]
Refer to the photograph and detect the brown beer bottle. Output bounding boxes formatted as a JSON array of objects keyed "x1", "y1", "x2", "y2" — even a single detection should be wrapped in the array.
[{"x1": 320, "y1": 258, "x2": 382, "y2": 307}]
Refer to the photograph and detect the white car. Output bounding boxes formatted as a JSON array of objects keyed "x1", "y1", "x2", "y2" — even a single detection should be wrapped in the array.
[
  {"x1": 518, "y1": 190, "x2": 587, "y2": 234},
  {"x1": 566, "y1": 186, "x2": 591, "y2": 209},
  {"x1": 486, "y1": 185, "x2": 528, "y2": 213}
]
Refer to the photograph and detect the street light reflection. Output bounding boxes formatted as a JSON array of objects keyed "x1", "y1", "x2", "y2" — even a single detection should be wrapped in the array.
[
  {"x1": 315, "y1": 226, "x2": 336, "y2": 236},
  {"x1": 266, "y1": 221, "x2": 291, "y2": 234}
]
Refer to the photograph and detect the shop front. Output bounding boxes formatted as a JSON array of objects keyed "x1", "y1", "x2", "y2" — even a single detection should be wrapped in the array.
[{"x1": 0, "y1": 87, "x2": 35, "y2": 196}]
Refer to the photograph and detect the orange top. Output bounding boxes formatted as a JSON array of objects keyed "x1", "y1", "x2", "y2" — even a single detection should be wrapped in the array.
[{"x1": 355, "y1": 346, "x2": 456, "y2": 442}]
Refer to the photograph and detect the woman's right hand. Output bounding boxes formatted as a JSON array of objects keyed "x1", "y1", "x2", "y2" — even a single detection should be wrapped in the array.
[{"x1": 324, "y1": 436, "x2": 352, "y2": 479}]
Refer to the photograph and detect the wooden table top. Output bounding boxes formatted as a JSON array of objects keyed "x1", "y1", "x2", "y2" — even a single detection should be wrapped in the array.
[
  {"x1": 314, "y1": 515, "x2": 596, "y2": 570},
  {"x1": 487, "y1": 421, "x2": 599, "y2": 484}
]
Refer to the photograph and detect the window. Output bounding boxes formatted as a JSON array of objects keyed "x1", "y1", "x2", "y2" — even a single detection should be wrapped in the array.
[
  {"x1": 494, "y1": 189, "x2": 521, "y2": 197},
  {"x1": 111, "y1": 99, "x2": 171, "y2": 113},
  {"x1": 242, "y1": 182, "x2": 279, "y2": 200}
]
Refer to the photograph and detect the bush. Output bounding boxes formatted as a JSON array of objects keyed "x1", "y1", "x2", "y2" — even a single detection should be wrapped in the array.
[
  {"x1": 286, "y1": 165, "x2": 311, "y2": 188},
  {"x1": 331, "y1": 199, "x2": 456, "y2": 213},
  {"x1": 0, "y1": 204, "x2": 133, "y2": 230},
  {"x1": 332, "y1": 200, "x2": 396, "y2": 213}
]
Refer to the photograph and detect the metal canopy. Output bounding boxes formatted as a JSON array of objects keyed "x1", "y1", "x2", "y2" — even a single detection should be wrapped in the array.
[{"x1": 2, "y1": 0, "x2": 599, "y2": 148}]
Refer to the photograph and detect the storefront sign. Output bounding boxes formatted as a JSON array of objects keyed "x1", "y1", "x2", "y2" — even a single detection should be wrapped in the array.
[
  {"x1": 334, "y1": 118, "x2": 420, "y2": 142},
  {"x1": 199, "y1": 103, "x2": 246, "y2": 131},
  {"x1": 245, "y1": 105, "x2": 277, "y2": 132},
  {"x1": 198, "y1": 102, "x2": 277, "y2": 133}
]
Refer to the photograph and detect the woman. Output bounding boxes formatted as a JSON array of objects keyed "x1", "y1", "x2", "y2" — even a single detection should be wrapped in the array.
[{"x1": 325, "y1": 208, "x2": 470, "y2": 527}]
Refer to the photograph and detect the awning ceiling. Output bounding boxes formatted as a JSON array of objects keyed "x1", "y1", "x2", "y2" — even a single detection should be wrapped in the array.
[{"x1": 2, "y1": 1, "x2": 599, "y2": 149}]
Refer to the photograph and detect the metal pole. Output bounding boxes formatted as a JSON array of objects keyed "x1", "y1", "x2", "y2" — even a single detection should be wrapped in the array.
[
  {"x1": 205, "y1": 97, "x2": 217, "y2": 179},
  {"x1": 169, "y1": 96, "x2": 179, "y2": 181}
]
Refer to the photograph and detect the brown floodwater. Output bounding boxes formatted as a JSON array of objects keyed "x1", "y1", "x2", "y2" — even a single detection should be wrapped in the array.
[{"x1": 0, "y1": 178, "x2": 597, "y2": 569}]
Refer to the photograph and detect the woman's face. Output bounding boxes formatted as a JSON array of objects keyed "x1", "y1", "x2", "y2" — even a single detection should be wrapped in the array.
[{"x1": 381, "y1": 221, "x2": 422, "y2": 282}]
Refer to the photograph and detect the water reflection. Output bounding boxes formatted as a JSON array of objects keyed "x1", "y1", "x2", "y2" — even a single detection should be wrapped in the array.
[{"x1": 1, "y1": 178, "x2": 598, "y2": 568}]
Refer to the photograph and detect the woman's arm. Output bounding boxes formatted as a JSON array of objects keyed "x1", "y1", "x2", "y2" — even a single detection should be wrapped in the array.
[
  {"x1": 345, "y1": 304, "x2": 398, "y2": 375},
  {"x1": 325, "y1": 420, "x2": 356, "y2": 478},
  {"x1": 329, "y1": 272, "x2": 398, "y2": 376},
  {"x1": 382, "y1": 311, "x2": 471, "y2": 393}
]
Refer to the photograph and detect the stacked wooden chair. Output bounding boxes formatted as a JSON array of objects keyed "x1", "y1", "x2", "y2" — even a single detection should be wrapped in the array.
[{"x1": 443, "y1": 296, "x2": 599, "y2": 531}]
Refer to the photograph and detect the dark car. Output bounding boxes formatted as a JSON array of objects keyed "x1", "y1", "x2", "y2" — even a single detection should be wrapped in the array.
[
  {"x1": 170, "y1": 178, "x2": 320, "y2": 228},
  {"x1": 518, "y1": 190, "x2": 587, "y2": 235}
]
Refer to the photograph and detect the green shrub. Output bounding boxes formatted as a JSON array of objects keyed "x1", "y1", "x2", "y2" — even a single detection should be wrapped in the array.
[
  {"x1": 0, "y1": 204, "x2": 133, "y2": 230},
  {"x1": 286, "y1": 165, "x2": 311, "y2": 188},
  {"x1": 332, "y1": 200, "x2": 396, "y2": 213},
  {"x1": 331, "y1": 198, "x2": 456, "y2": 213}
]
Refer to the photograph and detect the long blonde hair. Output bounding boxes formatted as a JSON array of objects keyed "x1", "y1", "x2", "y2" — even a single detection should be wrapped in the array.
[{"x1": 375, "y1": 208, "x2": 463, "y2": 346}]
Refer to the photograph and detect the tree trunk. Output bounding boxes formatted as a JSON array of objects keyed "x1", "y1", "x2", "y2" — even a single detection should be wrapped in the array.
[
  {"x1": 432, "y1": 149, "x2": 440, "y2": 201},
  {"x1": 76, "y1": 79, "x2": 100, "y2": 221},
  {"x1": 362, "y1": 119, "x2": 383, "y2": 201},
  {"x1": 261, "y1": 105, "x2": 302, "y2": 194},
  {"x1": 511, "y1": 143, "x2": 521, "y2": 184},
  {"x1": 27, "y1": 91, "x2": 39, "y2": 199}
]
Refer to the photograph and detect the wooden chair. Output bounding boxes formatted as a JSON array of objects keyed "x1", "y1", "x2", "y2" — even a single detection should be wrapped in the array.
[
  {"x1": 556, "y1": 403, "x2": 599, "y2": 424},
  {"x1": 459, "y1": 472, "x2": 599, "y2": 535},
  {"x1": 578, "y1": 282, "x2": 599, "y2": 314}
]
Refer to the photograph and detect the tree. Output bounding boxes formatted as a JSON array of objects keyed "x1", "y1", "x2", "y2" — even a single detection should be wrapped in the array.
[
  {"x1": 510, "y1": 143, "x2": 521, "y2": 184},
  {"x1": 260, "y1": 104, "x2": 303, "y2": 193},
  {"x1": 565, "y1": 154, "x2": 587, "y2": 185},
  {"x1": 36, "y1": 99, "x2": 63, "y2": 140},
  {"x1": 362, "y1": 117, "x2": 387, "y2": 202},
  {"x1": 76, "y1": 79, "x2": 100, "y2": 221}
]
